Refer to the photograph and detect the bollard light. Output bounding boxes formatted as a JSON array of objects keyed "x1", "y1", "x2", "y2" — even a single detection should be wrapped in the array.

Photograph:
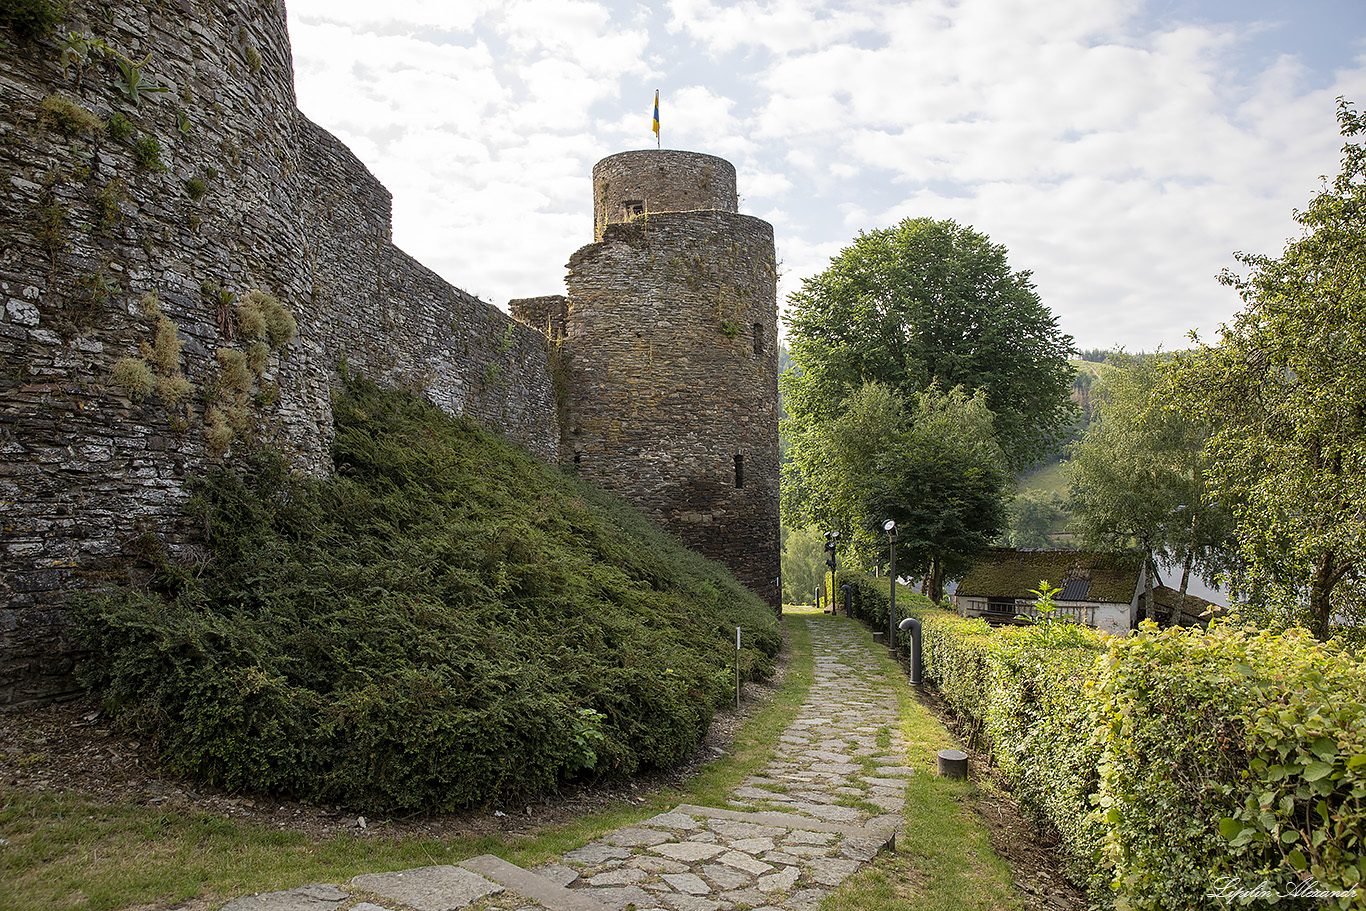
[{"x1": 899, "y1": 616, "x2": 922, "y2": 685}]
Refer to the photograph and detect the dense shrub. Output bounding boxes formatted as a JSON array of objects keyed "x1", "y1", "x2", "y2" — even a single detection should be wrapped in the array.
[
  {"x1": 0, "y1": 0, "x2": 64, "y2": 41},
  {"x1": 832, "y1": 568, "x2": 930, "y2": 632},
  {"x1": 837, "y1": 571, "x2": 1366, "y2": 909},
  {"x1": 75, "y1": 376, "x2": 780, "y2": 811},
  {"x1": 1096, "y1": 625, "x2": 1366, "y2": 910},
  {"x1": 896, "y1": 589, "x2": 1108, "y2": 890}
]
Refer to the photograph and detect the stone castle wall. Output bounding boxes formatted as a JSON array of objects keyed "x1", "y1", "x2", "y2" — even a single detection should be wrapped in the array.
[
  {"x1": 0, "y1": 0, "x2": 557, "y2": 705},
  {"x1": 561, "y1": 207, "x2": 781, "y2": 605}
]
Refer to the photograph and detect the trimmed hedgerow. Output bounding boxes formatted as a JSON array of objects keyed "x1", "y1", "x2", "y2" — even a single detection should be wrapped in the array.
[
  {"x1": 1096, "y1": 625, "x2": 1366, "y2": 910},
  {"x1": 837, "y1": 570, "x2": 1366, "y2": 909},
  {"x1": 74, "y1": 376, "x2": 779, "y2": 812}
]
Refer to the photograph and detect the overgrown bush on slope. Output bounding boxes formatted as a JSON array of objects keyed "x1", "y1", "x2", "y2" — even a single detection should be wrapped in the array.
[{"x1": 75, "y1": 376, "x2": 780, "y2": 811}]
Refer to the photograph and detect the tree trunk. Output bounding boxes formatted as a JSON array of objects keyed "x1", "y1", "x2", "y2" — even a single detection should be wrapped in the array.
[
  {"x1": 1143, "y1": 546, "x2": 1157, "y2": 625},
  {"x1": 928, "y1": 557, "x2": 945, "y2": 604},
  {"x1": 1310, "y1": 550, "x2": 1337, "y2": 641},
  {"x1": 1177, "y1": 550, "x2": 1193, "y2": 626}
]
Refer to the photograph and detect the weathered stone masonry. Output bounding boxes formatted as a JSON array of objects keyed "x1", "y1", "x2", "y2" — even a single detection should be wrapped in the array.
[
  {"x1": 0, "y1": 0, "x2": 556, "y2": 705},
  {"x1": 515, "y1": 150, "x2": 781, "y2": 608},
  {"x1": 1, "y1": 2, "x2": 779, "y2": 705}
]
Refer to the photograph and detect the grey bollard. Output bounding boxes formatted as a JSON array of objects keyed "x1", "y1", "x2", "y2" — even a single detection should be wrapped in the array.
[
  {"x1": 937, "y1": 748, "x2": 969, "y2": 778},
  {"x1": 897, "y1": 616, "x2": 923, "y2": 685}
]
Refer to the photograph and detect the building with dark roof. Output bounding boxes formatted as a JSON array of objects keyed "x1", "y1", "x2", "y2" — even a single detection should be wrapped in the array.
[
  {"x1": 954, "y1": 547, "x2": 1228, "y2": 634},
  {"x1": 953, "y1": 547, "x2": 1146, "y2": 634}
]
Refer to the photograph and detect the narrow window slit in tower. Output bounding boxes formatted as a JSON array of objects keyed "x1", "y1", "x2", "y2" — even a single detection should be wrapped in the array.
[
  {"x1": 753, "y1": 322, "x2": 763, "y2": 355},
  {"x1": 734, "y1": 454, "x2": 745, "y2": 489}
]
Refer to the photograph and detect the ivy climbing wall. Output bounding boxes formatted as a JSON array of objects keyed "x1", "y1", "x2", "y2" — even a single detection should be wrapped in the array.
[{"x1": 0, "y1": 0, "x2": 558, "y2": 705}]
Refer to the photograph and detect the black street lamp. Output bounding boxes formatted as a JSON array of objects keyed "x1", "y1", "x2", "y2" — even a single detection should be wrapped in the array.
[
  {"x1": 883, "y1": 519, "x2": 898, "y2": 651},
  {"x1": 823, "y1": 531, "x2": 839, "y2": 612}
]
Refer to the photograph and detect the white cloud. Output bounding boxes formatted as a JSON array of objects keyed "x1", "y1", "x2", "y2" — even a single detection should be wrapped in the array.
[
  {"x1": 666, "y1": 0, "x2": 876, "y2": 57},
  {"x1": 286, "y1": 0, "x2": 1366, "y2": 348},
  {"x1": 289, "y1": 0, "x2": 499, "y2": 32}
]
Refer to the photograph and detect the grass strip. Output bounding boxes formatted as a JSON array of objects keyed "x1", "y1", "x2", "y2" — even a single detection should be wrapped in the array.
[
  {"x1": 816, "y1": 611, "x2": 1028, "y2": 911},
  {"x1": 0, "y1": 611, "x2": 816, "y2": 911},
  {"x1": 3, "y1": 610, "x2": 1032, "y2": 911}
]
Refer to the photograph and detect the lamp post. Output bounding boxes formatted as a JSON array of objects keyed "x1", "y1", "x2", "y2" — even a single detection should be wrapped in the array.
[
  {"x1": 823, "y1": 531, "x2": 840, "y2": 613},
  {"x1": 883, "y1": 519, "x2": 898, "y2": 653}
]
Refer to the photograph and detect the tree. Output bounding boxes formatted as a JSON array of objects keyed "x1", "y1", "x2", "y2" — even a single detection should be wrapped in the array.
[
  {"x1": 780, "y1": 524, "x2": 825, "y2": 605},
  {"x1": 1006, "y1": 489, "x2": 1066, "y2": 549},
  {"x1": 784, "y1": 217, "x2": 1075, "y2": 472},
  {"x1": 782, "y1": 380, "x2": 908, "y2": 561},
  {"x1": 784, "y1": 381, "x2": 1008, "y2": 602},
  {"x1": 1172, "y1": 99, "x2": 1366, "y2": 639},
  {"x1": 1069, "y1": 355, "x2": 1235, "y2": 623}
]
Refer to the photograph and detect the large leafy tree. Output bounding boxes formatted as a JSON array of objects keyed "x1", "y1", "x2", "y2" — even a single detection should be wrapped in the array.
[
  {"x1": 1173, "y1": 100, "x2": 1366, "y2": 640},
  {"x1": 1005, "y1": 488, "x2": 1066, "y2": 549},
  {"x1": 779, "y1": 524, "x2": 826, "y2": 606},
  {"x1": 1069, "y1": 354, "x2": 1235, "y2": 623},
  {"x1": 784, "y1": 217, "x2": 1075, "y2": 472},
  {"x1": 784, "y1": 381, "x2": 1007, "y2": 601}
]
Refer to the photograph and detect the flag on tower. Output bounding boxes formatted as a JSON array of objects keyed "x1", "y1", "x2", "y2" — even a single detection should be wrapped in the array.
[{"x1": 652, "y1": 90, "x2": 660, "y2": 147}]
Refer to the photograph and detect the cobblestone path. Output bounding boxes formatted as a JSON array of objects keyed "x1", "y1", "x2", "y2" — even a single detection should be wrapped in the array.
[{"x1": 220, "y1": 617, "x2": 911, "y2": 911}]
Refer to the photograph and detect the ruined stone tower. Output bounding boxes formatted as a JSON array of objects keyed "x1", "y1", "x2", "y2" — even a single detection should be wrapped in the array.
[{"x1": 514, "y1": 150, "x2": 781, "y2": 607}]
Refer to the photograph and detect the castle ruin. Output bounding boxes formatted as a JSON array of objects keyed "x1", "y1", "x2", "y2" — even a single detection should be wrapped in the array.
[
  {"x1": 0, "y1": 0, "x2": 779, "y2": 705},
  {"x1": 514, "y1": 151, "x2": 780, "y2": 602}
]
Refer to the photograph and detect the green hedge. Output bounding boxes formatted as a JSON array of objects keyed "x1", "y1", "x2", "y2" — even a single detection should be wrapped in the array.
[
  {"x1": 831, "y1": 568, "x2": 929, "y2": 632},
  {"x1": 836, "y1": 571, "x2": 1366, "y2": 910},
  {"x1": 1096, "y1": 625, "x2": 1366, "y2": 910},
  {"x1": 75, "y1": 377, "x2": 781, "y2": 812}
]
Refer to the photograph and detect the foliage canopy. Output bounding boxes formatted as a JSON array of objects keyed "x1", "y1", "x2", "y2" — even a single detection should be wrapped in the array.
[
  {"x1": 784, "y1": 381, "x2": 1007, "y2": 601},
  {"x1": 1069, "y1": 353, "x2": 1236, "y2": 620},
  {"x1": 75, "y1": 376, "x2": 780, "y2": 811},
  {"x1": 1173, "y1": 99, "x2": 1366, "y2": 639},
  {"x1": 784, "y1": 217, "x2": 1075, "y2": 472}
]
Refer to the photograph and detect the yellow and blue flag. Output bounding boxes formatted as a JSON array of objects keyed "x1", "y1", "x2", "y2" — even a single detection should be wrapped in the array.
[{"x1": 652, "y1": 90, "x2": 660, "y2": 143}]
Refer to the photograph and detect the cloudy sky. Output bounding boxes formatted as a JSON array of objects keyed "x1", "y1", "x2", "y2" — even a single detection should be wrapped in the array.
[{"x1": 284, "y1": 0, "x2": 1366, "y2": 352}]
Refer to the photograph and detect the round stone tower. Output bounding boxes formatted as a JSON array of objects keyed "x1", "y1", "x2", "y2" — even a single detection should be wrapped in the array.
[
  {"x1": 562, "y1": 149, "x2": 780, "y2": 608},
  {"x1": 592, "y1": 150, "x2": 738, "y2": 240}
]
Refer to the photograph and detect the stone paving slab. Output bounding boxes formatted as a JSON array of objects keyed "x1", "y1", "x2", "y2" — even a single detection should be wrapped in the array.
[
  {"x1": 459, "y1": 854, "x2": 611, "y2": 911},
  {"x1": 207, "y1": 618, "x2": 909, "y2": 911},
  {"x1": 219, "y1": 884, "x2": 350, "y2": 911},
  {"x1": 350, "y1": 866, "x2": 505, "y2": 911}
]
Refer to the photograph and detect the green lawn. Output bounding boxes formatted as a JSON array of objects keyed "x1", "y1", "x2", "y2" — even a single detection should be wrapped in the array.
[{"x1": 1016, "y1": 459, "x2": 1071, "y2": 499}]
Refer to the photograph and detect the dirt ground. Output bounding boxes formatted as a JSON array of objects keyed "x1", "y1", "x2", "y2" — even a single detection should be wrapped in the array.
[{"x1": 0, "y1": 634, "x2": 1089, "y2": 909}]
